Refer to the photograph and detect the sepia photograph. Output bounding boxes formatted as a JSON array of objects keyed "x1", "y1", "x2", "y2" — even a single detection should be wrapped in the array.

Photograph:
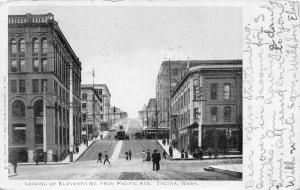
[{"x1": 6, "y1": 3, "x2": 243, "y2": 181}]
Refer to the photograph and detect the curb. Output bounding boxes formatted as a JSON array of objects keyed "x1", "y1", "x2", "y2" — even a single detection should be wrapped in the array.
[
  {"x1": 207, "y1": 166, "x2": 242, "y2": 178},
  {"x1": 171, "y1": 156, "x2": 242, "y2": 161}
]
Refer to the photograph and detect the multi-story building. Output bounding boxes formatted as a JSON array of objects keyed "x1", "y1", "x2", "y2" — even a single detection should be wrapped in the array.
[
  {"x1": 171, "y1": 60, "x2": 242, "y2": 155},
  {"x1": 81, "y1": 84, "x2": 103, "y2": 140},
  {"x1": 92, "y1": 84, "x2": 111, "y2": 130},
  {"x1": 155, "y1": 61, "x2": 189, "y2": 129},
  {"x1": 138, "y1": 98, "x2": 157, "y2": 128},
  {"x1": 8, "y1": 13, "x2": 82, "y2": 162}
]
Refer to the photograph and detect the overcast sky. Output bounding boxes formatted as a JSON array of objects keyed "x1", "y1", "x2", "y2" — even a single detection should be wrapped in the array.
[{"x1": 9, "y1": 5, "x2": 242, "y2": 118}]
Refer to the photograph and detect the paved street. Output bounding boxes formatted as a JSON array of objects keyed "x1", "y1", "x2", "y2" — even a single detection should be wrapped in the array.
[
  {"x1": 10, "y1": 119, "x2": 242, "y2": 180},
  {"x1": 11, "y1": 158, "x2": 242, "y2": 180}
]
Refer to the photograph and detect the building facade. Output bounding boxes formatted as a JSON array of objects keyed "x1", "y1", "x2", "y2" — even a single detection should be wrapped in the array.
[
  {"x1": 81, "y1": 84, "x2": 102, "y2": 140},
  {"x1": 8, "y1": 13, "x2": 82, "y2": 162},
  {"x1": 155, "y1": 61, "x2": 189, "y2": 129},
  {"x1": 93, "y1": 84, "x2": 111, "y2": 130},
  {"x1": 171, "y1": 60, "x2": 242, "y2": 155},
  {"x1": 109, "y1": 106, "x2": 127, "y2": 125}
]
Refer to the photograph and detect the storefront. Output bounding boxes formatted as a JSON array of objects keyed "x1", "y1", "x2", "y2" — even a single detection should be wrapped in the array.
[
  {"x1": 179, "y1": 122, "x2": 199, "y2": 153},
  {"x1": 202, "y1": 124, "x2": 242, "y2": 154}
]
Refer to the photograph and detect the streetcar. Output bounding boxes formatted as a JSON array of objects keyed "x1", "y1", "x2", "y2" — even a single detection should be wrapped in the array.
[{"x1": 116, "y1": 125, "x2": 125, "y2": 140}]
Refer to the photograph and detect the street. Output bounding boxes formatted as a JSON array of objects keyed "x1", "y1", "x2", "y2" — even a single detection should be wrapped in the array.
[{"x1": 10, "y1": 119, "x2": 242, "y2": 180}]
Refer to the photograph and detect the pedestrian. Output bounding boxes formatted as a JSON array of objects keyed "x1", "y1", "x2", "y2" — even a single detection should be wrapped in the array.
[
  {"x1": 181, "y1": 149, "x2": 185, "y2": 159},
  {"x1": 146, "y1": 149, "x2": 151, "y2": 163},
  {"x1": 141, "y1": 150, "x2": 146, "y2": 162},
  {"x1": 168, "y1": 146, "x2": 173, "y2": 158},
  {"x1": 167, "y1": 138, "x2": 169, "y2": 145},
  {"x1": 128, "y1": 150, "x2": 132, "y2": 160},
  {"x1": 208, "y1": 148, "x2": 212, "y2": 158},
  {"x1": 162, "y1": 139, "x2": 166, "y2": 146},
  {"x1": 199, "y1": 149, "x2": 203, "y2": 160},
  {"x1": 35, "y1": 152, "x2": 39, "y2": 165},
  {"x1": 125, "y1": 151, "x2": 129, "y2": 160},
  {"x1": 97, "y1": 151, "x2": 102, "y2": 163},
  {"x1": 103, "y1": 151, "x2": 110, "y2": 165},
  {"x1": 11, "y1": 158, "x2": 17, "y2": 174},
  {"x1": 151, "y1": 150, "x2": 161, "y2": 171},
  {"x1": 76, "y1": 146, "x2": 79, "y2": 154},
  {"x1": 162, "y1": 150, "x2": 167, "y2": 159}
]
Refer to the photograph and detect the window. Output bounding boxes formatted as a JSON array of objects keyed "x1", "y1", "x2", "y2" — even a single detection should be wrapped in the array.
[
  {"x1": 100, "y1": 114, "x2": 103, "y2": 120},
  {"x1": 41, "y1": 38, "x2": 47, "y2": 53},
  {"x1": 82, "y1": 93, "x2": 87, "y2": 100},
  {"x1": 210, "y1": 83, "x2": 218, "y2": 100},
  {"x1": 19, "y1": 80, "x2": 25, "y2": 93},
  {"x1": 35, "y1": 124, "x2": 43, "y2": 144},
  {"x1": 82, "y1": 113, "x2": 87, "y2": 122},
  {"x1": 224, "y1": 106, "x2": 231, "y2": 122},
  {"x1": 41, "y1": 79, "x2": 47, "y2": 93},
  {"x1": 34, "y1": 99, "x2": 43, "y2": 117},
  {"x1": 12, "y1": 101, "x2": 25, "y2": 117},
  {"x1": 33, "y1": 59, "x2": 39, "y2": 72},
  {"x1": 211, "y1": 107, "x2": 217, "y2": 122},
  {"x1": 20, "y1": 59, "x2": 26, "y2": 72},
  {"x1": 11, "y1": 80, "x2": 17, "y2": 93},
  {"x1": 100, "y1": 106, "x2": 103, "y2": 111},
  {"x1": 19, "y1": 39, "x2": 25, "y2": 53},
  {"x1": 33, "y1": 38, "x2": 39, "y2": 53},
  {"x1": 32, "y1": 79, "x2": 39, "y2": 93},
  {"x1": 98, "y1": 89, "x2": 102, "y2": 95},
  {"x1": 82, "y1": 103, "x2": 86, "y2": 109},
  {"x1": 12, "y1": 124, "x2": 26, "y2": 145},
  {"x1": 11, "y1": 39, "x2": 17, "y2": 53},
  {"x1": 41, "y1": 59, "x2": 47, "y2": 72},
  {"x1": 223, "y1": 84, "x2": 231, "y2": 99},
  {"x1": 194, "y1": 108, "x2": 199, "y2": 120},
  {"x1": 11, "y1": 60, "x2": 17, "y2": 72}
]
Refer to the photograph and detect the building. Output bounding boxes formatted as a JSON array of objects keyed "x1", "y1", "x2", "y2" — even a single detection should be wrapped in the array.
[
  {"x1": 81, "y1": 84, "x2": 103, "y2": 140},
  {"x1": 155, "y1": 61, "x2": 189, "y2": 129},
  {"x1": 170, "y1": 60, "x2": 242, "y2": 155},
  {"x1": 90, "y1": 84, "x2": 111, "y2": 130},
  {"x1": 8, "y1": 13, "x2": 82, "y2": 162},
  {"x1": 138, "y1": 98, "x2": 158, "y2": 128}
]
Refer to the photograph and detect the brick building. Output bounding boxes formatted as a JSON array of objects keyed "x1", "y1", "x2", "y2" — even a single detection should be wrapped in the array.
[
  {"x1": 8, "y1": 13, "x2": 82, "y2": 162},
  {"x1": 171, "y1": 60, "x2": 242, "y2": 155}
]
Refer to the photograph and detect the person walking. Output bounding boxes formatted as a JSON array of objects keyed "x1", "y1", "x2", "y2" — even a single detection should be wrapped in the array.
[
  {"x1": 162, "y1": 150, "x2": 167, "y2": 159},
  {"x1": 103, "y1": 151, "x2": 110, "y2": 165},
  {"x1": 162, "y1": 139, "x2": 166, "y2": 146},
  {"x1": 151, "y1": 150, "x2": 161, "y2": 171},
  {"x1": 97, "y1": 151, "x2": 102, "y2": 163},
  {"x1": 141, "y1": 150, "x2": 146, "y2": 162},
  {"x1": 146, "y1": 149, "x2": 151, "y2": 163},
  {"x1": 125, "y1": 151, "x2": 129, "y2": 160},
  {"x1": 128, "y1": 150, "x2": 132, "y2": 160},
  {"x1": 168, "y1": 146, "x2": 173, "y2": 158}
]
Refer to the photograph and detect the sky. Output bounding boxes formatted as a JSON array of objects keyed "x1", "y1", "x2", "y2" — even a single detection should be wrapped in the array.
[{"x1": 9, "y1": 5, "x2": 242, "y2": 118}]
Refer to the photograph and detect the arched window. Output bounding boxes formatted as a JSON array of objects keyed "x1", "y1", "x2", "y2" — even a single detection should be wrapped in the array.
[
  {"x1": 19, "y1": 39, "x2": 25, "y2": 53},
  {"x1": 34, "y1": 99, "x2": 43, "y2": 117},
  {"x1": 33, "y1": 38, "x2": 39, "y2": 53},
  {"x1": 12, "y1": 101, "x2": 25, "y2": 117},
  {"x1": 41, "y1": 38, "x2": 48, "y2": 53},
  {"x1": 11, "y1": 39, "x2": 17, "y2": 53}
]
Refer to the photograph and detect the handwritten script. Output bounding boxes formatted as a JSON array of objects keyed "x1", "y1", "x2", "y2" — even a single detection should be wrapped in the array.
[{"x1": 244, "y1": 1, "x2": 300, "y2": 189}]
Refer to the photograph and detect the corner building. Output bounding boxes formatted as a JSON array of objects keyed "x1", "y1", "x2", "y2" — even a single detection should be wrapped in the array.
[
  {"x1": 8, "y1": 13, "x2": 82, "y2": 162},
  {"x1": 171, "y1": 60, "x2": 242, "y2": 155}
]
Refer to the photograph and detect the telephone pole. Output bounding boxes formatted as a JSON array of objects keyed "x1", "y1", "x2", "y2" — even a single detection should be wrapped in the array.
[
  {"x1": 92, "y1": 68, "x2": 95, "y2": 140},
  {"x1": 69, "y1": 64, "x2": 74, "y2": 162},
  {"x1": 43, "y1": 80, "x2": 47, "y2": 163},
  {"x1": 168, "y1": 59, "x2": 172, "y2": 141}
]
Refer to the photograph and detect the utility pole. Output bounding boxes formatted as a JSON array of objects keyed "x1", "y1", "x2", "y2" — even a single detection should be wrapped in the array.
[
  {"x1": 113, "y1": 106, "x2": 116, "y2": 126},
  {"x1": 43, "y1": 80, "x2": 47, "y2": 163},
  {"x1": 155, "y1": 100, "x2": 159, "y2": 139},
  {"x1": 168, "y1": 59, "x2": 172, "y2": 141},
  {"x1": 92, "y1": 68, "x2": 95, "y2": 140},
  {"x1": 69, "y1": 64, "x2": 74, "y2": 162}
]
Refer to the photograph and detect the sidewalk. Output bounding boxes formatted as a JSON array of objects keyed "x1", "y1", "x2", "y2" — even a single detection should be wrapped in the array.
[
  {"x1": 206, "y1": 164, "x2": 242, "y2": 178},
  {"x1": 156, "y1": 140, "x2": 192, "y2": 159},
  {"x1": 156, "y1": 140, "x2": 242, "y2": 160}
]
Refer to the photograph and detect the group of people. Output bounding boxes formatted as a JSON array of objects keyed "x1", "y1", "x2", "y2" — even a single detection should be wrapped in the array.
[
  {"x1": 141, "y1": 149, "x2": 167, "y2": 171},
  {"x1": 124, "y1": 150, "x2": 132, "y2": 160},
  {"x1": 97, "y1": 150, "x2": 110, "y2": 165}
]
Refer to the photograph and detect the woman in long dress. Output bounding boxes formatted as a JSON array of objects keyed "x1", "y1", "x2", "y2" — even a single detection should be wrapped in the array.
[
  {"x1": 141, "y1": 150, "x2": 146, "y2": 162},
  {"x1": 146, "y1": 149, "x2": 151, "y2": 162}
]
